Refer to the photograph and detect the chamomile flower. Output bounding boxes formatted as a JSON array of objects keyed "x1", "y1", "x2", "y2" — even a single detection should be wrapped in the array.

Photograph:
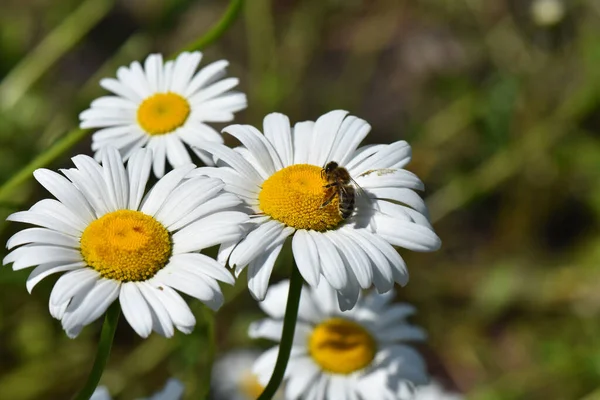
[
  {"x1": 211, "y1": 350, "x2": 284, "y2": 400},
  {"x1": 80, "y1": 51, "x2": 247, "y2": 178},
  {"x1": 92, "y1": 378, "x2": 185, "y2": 400},
  {"x1": 3, "y1": 147, "x2": 248, "y2": 338},
  {"x1": 189, "y1": 110, "x2": 441, "y2": 310},
  {"x1": 250, "y1": 280, "x2": 428, "y2": 400}
]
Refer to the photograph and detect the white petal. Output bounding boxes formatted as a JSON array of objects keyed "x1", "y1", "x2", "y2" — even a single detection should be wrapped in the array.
[
  {"x1": 308, "y1": 230, "x2": 348, "y2": 290},
  {"x1": 350, "y1": 141, "x2": 412, "y2": 174},
  {"x1": 292, "y1": 229, "x2": 321, "y2": 287},
  {"x1": 263, "y1": 113, "x2": 293, "y2": 167},
  {"x1": 62, "y1": 278, "x2": 120, "y2": 327},
  {"x1": 7, "y1": 227, "x2": 79, "y2": 250},
  {"x1": 183, "y1": 139, "x2": 263, "y2": 184},
  {"x1": 222, "y1": 124, "x2": 283, "y2": 174},
  {"x1": 292, "y1": 121, "x2": 315, "y2": 165},
  {"x1": 154, "y1": 177, "x2": 223, "y2": 229},
  {"x1": 189, "y1": 77, "x2": 239, "y2": 103},
  {"x1": 99, "y1": 77, "x2": 142, "y2": 102},
  {"x1": 330, "y1": 115, "x2": 371, "y2": 166},
  {"x1": 367, "y1": 187, "x2": 430, "y2": 217},
  {"x1": 147, "y1": 136, "x2": 168, "y2": 178},
  {"x1": 144, "y1": 53, "x2": 163, "y2": 92},
  {"x1": 167, "y1": 253, "x2": 235, "y2": 284},
  {"x1": 127, "y1": 148, "x2": 152, "y2": 210},
  {"x1": 229, "y1": 220, "x2": 285, "y2": 269},
  {"x1": 309, "y1": 110, "x2": 349, "y2": 166},
  {"x1": 372, "y1": 214, "x2": 441, "y2": 251},
  {"x1": 345, "y1": 229, "x2": 394, "y2": 293},
  {"x1": 50, "y1": 268, "x2": 100, "y2": 306},
  {"x1": 120, "y1": 282, "x2": 153, "y2": 338},
  {"x1": 185, "y1": 60, "x2": 229, "y2": 96},
  {"x1": 33, "y1": 169, "x2": 95, "y2": 223},
  {"x1": 326, "y1": 230, "x2": 373, "y2": 289},
  {"x1": 247, "y1": 240, "x2": 284, "y2": 301},
  {"x1": 356, "y1": 169, "x2": 424, "y2": 191},
  {"x1": 138, "y1": 282, "x2": 174, "y2": 338},
  {"x1": 167, "y1": 192, "x2": 243, "y2": 232},
  {"x1": 355, "y1": 230, "x2": 409, "y2": 286},
  {"x1": 26, "y1": 261, "x2": 85, "y2": 293},
  {"x1": 170, "y1": 51, "x2": 202, "y2": 93},
  {"x1": 155, "y1": 266, "x2": 224, "y2": 310},
  {"x1": 4, "y1": 245, "x2": 82, "y2": 271},
  {"x1": 190, "y1": 166, "x2": 260, "y2": 201},
  {"x1": 171, "y1": 211, "x2": 248, "y2": 254},
  {"x1": 285, "y1": 357, "x2": 320, "y2": 400},
  {"x1": 140, "y1": 164, "x2": 195, "y2": 216},
  {"x1": 164, "y1": 134, "x2": 192, "y2": 168},
  {"x1": 6, "y1": 210, "x2": 80, "y2": 237},
  {"x1": 145, "y1": 282, "x2": 196, "y2": 333},
  {"x1": 102, "y1": 147, "x2": 129, "y2": 210}
]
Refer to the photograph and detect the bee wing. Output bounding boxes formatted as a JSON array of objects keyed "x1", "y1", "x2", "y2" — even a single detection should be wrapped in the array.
[{"x1": 349, "y1": 176, "x2": 367, "y2": 199}]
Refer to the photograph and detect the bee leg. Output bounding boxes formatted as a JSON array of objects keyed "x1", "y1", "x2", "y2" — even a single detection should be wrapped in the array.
[
  {"x1": 321, "y1": 190, "x2": 337, "y2": 208},
  {"x1": 323, "y1": 182, "x2": 339, "y2": 189}
]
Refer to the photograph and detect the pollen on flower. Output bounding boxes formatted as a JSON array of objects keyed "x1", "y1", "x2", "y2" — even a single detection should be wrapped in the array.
[
  {"x1": 258, "y1": 164, "x2": 343, "y2": 231},
  {"x1": 137, "y1": 92, "x2": 190, "y2": 135},
  {"x1": 80, "y1": 210, "x2": 171, "y2": 282},
  {"x1": 308, "y1": 317, "x2": 377, "y2": 375}
]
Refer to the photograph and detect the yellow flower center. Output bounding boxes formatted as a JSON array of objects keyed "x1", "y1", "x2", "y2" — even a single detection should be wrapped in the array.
[
  {"x1": 137, "y1": 92, "x2": 190, "y2": 135},
  {"x1": 239, "y1": 372, "x2": 265, "y2": 399},
  {"x1": 258, "y1": 164, "x2": 342, "y2": 231},
  {"x1": 308, "y1": 317, "x2": 377, "y2": 375},
  {"x1": 80, "y1": 210, "x2": 171, "y2": 282}
]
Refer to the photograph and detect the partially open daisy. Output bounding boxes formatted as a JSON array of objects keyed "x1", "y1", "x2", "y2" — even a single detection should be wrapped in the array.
[
  {"x1": 80, "y1": 51, "x2": 247, "y2": 178},
  {"x1": 3, "y1": 147, "x2": 248, "y2": 338},
  {"x1": 188, "y1": 110, "x2": 441, "y2": 310},
  {"x1": 250, "y1": 280, "x2": 428, "y2": 400},
  {"x1": 211, "y1": 350, "x2": 285, "y2": 400}
]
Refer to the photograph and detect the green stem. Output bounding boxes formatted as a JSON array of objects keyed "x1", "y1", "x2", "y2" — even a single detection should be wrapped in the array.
[
  {"x1": 73, "y1": 303, "x2": 120, "y2": 400},
  {"x1": 180, "y1": 0, "x2": 244, "y2": 53},
  {"x1": 257, "y1": 265, "x2": 303, "y2": 400}
]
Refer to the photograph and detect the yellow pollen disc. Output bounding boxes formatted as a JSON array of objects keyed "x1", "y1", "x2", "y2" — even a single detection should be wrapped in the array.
[
  {"x1": 258, "y1": 164, "x2": 342, "y2": 231},
  {"x1": 80, "y1": 210, "x2": 171, "y2": 282},
  {"x1": 308, "y1": 317, "x2": 377, "y2": 375},
  {"x1": 239, "y1": 372, "x2": 265, "y2": 399},
  {"x1": 137, "y1": 92, "x2": 190, "y2": 135}
]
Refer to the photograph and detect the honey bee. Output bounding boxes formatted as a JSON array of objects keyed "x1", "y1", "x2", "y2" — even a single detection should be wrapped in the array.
[{"x1": 320, "y1": 161, "x2": 362, "y2": 219}]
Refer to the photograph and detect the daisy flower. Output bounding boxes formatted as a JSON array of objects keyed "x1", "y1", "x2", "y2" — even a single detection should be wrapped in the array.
[
  {"x1": 250, "y1": 280, "x2": 429, "y2": 400},
  {"x1": 91, "y1": 378, "x2": 185, "y2": 400},
  {"x1": 188, "y1": 110, "x2": 441, "y2": 310},
  {"x1": 3, "y1": 147, "x2": 248, "y2": 338},
  {"x1": 211, "y1": 350, "x2": 284, "y2": 400},
  {"x1": 80, "y1": 51, "x2": 247, "y2": 178}
]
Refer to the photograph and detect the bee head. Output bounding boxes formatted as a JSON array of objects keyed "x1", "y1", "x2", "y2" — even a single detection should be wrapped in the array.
[{"x1": 324, "y1": 161, "x2": 338, "y2": 174}]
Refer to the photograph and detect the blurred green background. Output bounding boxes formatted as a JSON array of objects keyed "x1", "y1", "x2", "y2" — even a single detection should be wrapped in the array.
[{"x1": 0, "y1": 0, "x2": 599, "y2": 399}]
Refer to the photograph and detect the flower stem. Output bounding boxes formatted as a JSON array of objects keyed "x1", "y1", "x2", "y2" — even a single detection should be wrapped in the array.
[
  {"x1": 73, "y1": 303, "x2": 120, "y2": 400},
  {"x1": 180, "y1": 0, "x2": 244, "y2": 53},
  {"x1": 257, "y1": 264, "x2": 303, "y2": 400}
]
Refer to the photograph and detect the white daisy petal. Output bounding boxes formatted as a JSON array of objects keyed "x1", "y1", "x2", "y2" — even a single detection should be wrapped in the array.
[
  {"x1": 325, "y1": 230, "x2": 373, "y2": 289},
  {"x1": 33, "y1": 169, "x2": 95, "y2": 223},
  {"x1": 64, "y1": 278, "x2": 120, "y2": 326},
  {"x1": 372, "y1": 214, "x2": 441, "y2": 252},
  {"x1": 190, "y1": 77, "x2": 239, "y2": 103},
  {"x1": 99, "y1": 78, "x2": 142, "y2": 102},
  {"x1": 345, "y1": 229, "x2": 395, "y2": 293},
  {"x1": 50, "y1": 268, "x2": 100, "y2": 306},
  {"x1": 140, "y1": 164, "x2": 195, "y2": 216},
  {"x1": 356, "y1": 169, "x2": 424, "y2": 191},
  {"x1": 291, "y1": 229, "x2": 321, "y2": 287},
  {"x1": 171, "y1": 52, "x2": 202, "y2": 93},
  {"x1": 229, "y1": 220, "x2": 286, "y2": 269},
  {"x1": 4, "y1": 245, "x2": 82, "y2": 271},
  {"x1": 30, "y1": 199, "x2": 87, "y2": 233},
  {"x1": 292, "y1": 121, "x2": 315, "y2": 164},
  {"x1": 247, "y1": 241, "x2": 284, "y2": 301},
  {"x1": 126, "y1": 148, "x2": 152, "y2": 210},
  {"x1": 102, "y1": 147, "x2": 129, "y2": 210},
  {"x1": 310, "y1": 109, "x2": 349, "y2": 166},
  {"x1": 167, "y1": 253, "x2": 234, "y2": 285},
  {"x1": 167, "y1": 193, "x2": 243, "y2": 232},
  {"x1": 263, "y1": 113, "x2": 293, "y2": 167},
  {"x1": 7, "y1": 227, "x2": 79, "y2": 250},
  {"x1": 171, "y1": 211, "x2": 248, "y2": 254},
  {"x1": 146, "y1": 284, "x2": 196, "y2": 334},
  {"x1": 350, "y1": 141, "x2": 412, "y2": 173},
  {"x1": 147, "y1": 136, "x2": 168, "y2": 178},
  {"x1": 6, "y1": 210, "x2": 81, "y2": 237},
  {"x1": 120, "y1": 282, "x2": 153, "y2": 338},
  {"x1": 155, "y1": 266, "x2": 224, "y2": 311},
  {"x1": 26, "y1": 262, "x2": 85, "y2": 293},
  {"x1": 164, "y1": 134, "x2": 192, "y2": 168},
  {"x1": 308, "y1": 231, "x2": 348, "y2": 290},
  {"x1": 185, "y1": 59, "x2": 229, "y2": 96},
  {"x1": 138, "y1": 282, "x2": 174, "y2": 338},
  {"x1": 144, "y1": 53, "x2": 163, "y2": 92},
  {"x1": 285, "y1": 357, "x2": 321, "y2": 400},
  {"x1": 223, "y1": 124, "x2": 283, "y2": 175},
  {"x1": 367, "y1": 187, "x2": 430, "y2": 217},
  {"x1": 330, "y1": 115, "x2": 372, "y2": 166}
]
